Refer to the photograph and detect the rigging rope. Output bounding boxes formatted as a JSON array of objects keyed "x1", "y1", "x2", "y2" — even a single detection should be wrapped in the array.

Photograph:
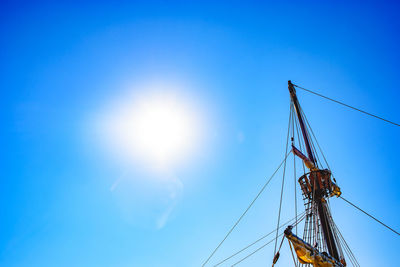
[
  {"x1": 230, "y1": 212, "x2": 306, "y2": 266},
  {"x1": 273, "y1": 104, "x2": 292, "y2": 255},
  {"x1": 332, "y1": 218, "x2": 360, "y2": 267},
  {"x1": 293, "y1": 83, "x2": 400, "y2": 127},
  {"x1": 213, "y1": 212, "x2": 306, "y2": 267},
  {"x1": 287, "y1": 240, "x2": 299, "y2": 267},
  {"x1": 291, "y1": 106, "x2": 298, "y2": 236},
  {"x1": 231, "y1": 233, "x2": 284, "y2": 267},
  {"x1": 202, "y1": 152, "x2": 292, "y2": 266},
  {"x1": 301, "y1": 105, "x2": 331, "y2": 172},
  {"x1": 340, "y1": 196, "x2": 400, "y2": 237}
]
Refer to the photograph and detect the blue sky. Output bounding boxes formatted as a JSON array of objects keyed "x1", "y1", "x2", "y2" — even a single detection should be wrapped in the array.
[{"x1": 1, "y1": 1, "x2": 400, "y2": 266}]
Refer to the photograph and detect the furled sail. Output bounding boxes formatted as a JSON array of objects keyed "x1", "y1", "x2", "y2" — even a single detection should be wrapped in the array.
[{"x1": 284, "y1": 226, "x2": 345, "y2": 267}]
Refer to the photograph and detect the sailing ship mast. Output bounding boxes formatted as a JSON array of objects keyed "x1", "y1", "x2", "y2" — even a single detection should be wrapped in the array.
[
  {"x1": 284, "y1": 80, "x2": 345, "y2": 266},
  {"x1": 203, "y1": 80, "x2": 399, "y2": 267}
]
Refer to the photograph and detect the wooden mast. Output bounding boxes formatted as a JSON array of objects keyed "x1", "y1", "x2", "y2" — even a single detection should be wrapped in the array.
[{"x1": 288, "y1": 80, "x2": 340, "y2": 261}]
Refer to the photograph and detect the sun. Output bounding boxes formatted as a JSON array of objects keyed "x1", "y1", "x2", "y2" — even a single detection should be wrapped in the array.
[
  {"x1": 99, "y1": 90, "x2": 202, "y2": 169},
  {"x1": 130, "y1": 94, "x2": 197, "y2": 164}
]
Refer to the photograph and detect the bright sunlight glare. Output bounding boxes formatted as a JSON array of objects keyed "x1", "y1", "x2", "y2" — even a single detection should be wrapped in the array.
[{"x1": 98, "y1": 88, "x2": 203, "y2": 170}]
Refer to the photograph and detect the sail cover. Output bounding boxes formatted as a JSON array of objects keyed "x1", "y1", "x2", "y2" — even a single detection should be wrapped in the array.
[{"x1": 284, "y1": 227, "x2": 345, "y2": 267}]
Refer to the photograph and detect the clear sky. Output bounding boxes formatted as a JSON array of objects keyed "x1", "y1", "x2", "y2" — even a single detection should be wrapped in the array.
[{"x1": 1, "y1": 1, "x2": 400, "y2": 266}]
